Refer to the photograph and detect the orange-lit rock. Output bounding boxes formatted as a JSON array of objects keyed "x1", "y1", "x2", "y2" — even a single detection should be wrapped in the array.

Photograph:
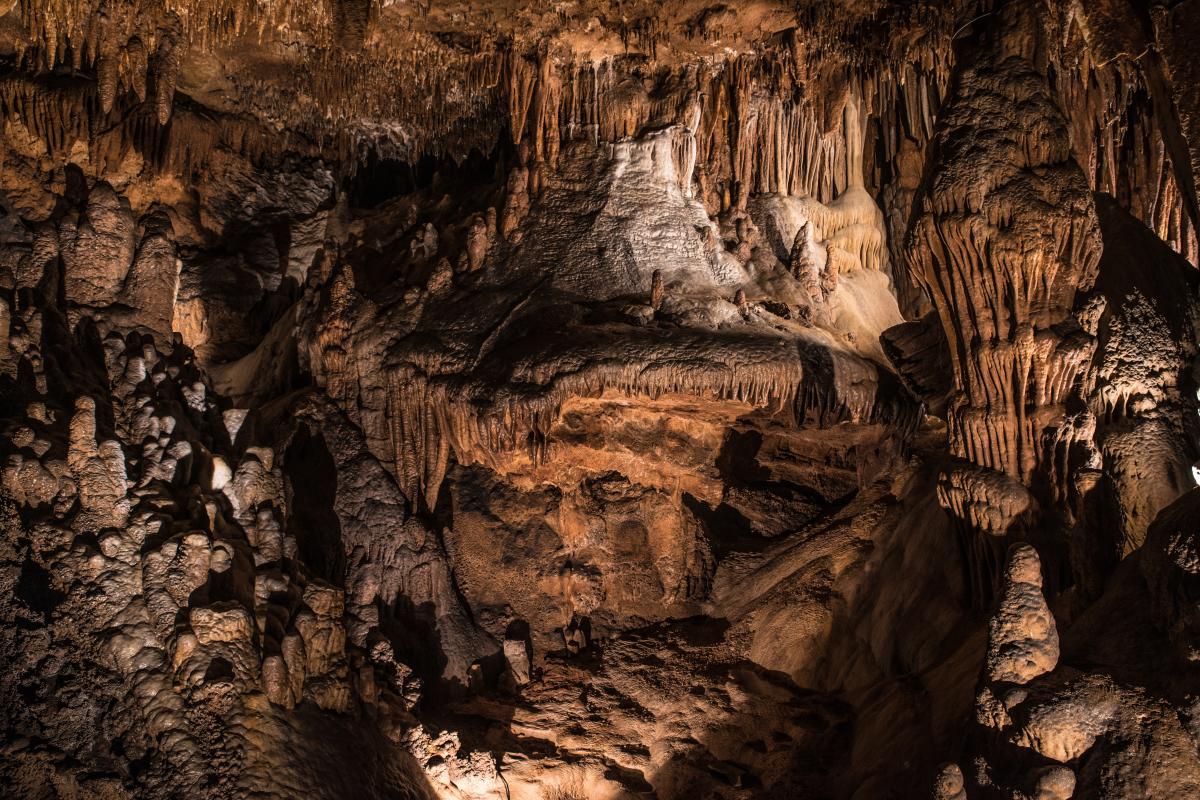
[{"x1": 1, "y1": 1, "x2": 1199, "y2": 798}]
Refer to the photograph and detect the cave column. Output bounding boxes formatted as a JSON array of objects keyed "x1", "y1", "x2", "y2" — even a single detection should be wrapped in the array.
[{"x1": 906, "y1": 0, "x2": 1103, "y2": 599}]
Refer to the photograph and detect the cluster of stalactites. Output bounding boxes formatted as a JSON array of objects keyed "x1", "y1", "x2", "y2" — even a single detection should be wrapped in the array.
[
  {"x1": 161, "y1": 0, "x2": 336, "y2": 50},
  {"x1": 500, "y1": 40, "x2": 954, "y2": 216},
  {"x1": 5, "y1": 0, "x2": 968, "y2": 205},
  {"x1": 354, "y1": 2, "x2": 962, "y2": 197},
  {"x1": 214, "y1": 31, "x2": 507, "y2": 170},
  {"x1": 908, "y1": 1, "x2": 1103, "y2": 487},
  {"x1": 1054, "y1": 34, "x2": 1199, "y2": 265},
  {"x1": 13, "y1": 0, "x2": 180, "y2": 120},
  {"x1": 381, "y1": 359, "x2": 808, "y2": 512},
  {"x1": 374, "y1": 338, "x2": 923, "y2": 514},
  {"x1": 15, "y1": 0, "x2": 340, "y2": 63},
  {"x1": 11, "y1": 0, "x2": 344, "y2": 129},
  {"x1": 0, "y1": 74, "x2": 299, "y2": 178}
]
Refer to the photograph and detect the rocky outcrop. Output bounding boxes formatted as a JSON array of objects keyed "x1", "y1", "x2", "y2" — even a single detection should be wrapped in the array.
[
  {"x1": 2, "y1": 1, "x2": 1200, "y2": 799},
  {"x1": 1141, "y1": 489, "x2": 1200, "y2": 662}
]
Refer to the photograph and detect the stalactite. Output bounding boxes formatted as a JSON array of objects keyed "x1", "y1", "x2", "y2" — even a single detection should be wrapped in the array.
[
  {"x1": 304, "y1": 314, "x2": 918, "y2": 511},
  {"x1": 153, "y1": 34, "x2": 180, "y2": 125},
  {"x1": 94, "y1": 12, "x2": 117, "y2": 114},
  {"x1": 125, "y1": 36, "x2": 148, "y2": 102}
]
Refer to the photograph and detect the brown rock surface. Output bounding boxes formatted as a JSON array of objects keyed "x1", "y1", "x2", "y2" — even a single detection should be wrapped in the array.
[{"x1": 1, "y1": 1, "x2": 1199, "y2": 798}]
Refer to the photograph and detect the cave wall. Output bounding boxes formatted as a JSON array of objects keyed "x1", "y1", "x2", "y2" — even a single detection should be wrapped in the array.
[{"x1": 1, "y1": 1, "x2": 1199, "y2": 799}]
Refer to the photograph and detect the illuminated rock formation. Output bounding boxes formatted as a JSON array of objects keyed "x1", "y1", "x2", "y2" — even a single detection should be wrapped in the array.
[
  {"x1": 908, "y1": 1, "x2": 1102, "y2": 576},
  {"x1": 1, "y1": 1, "x2": 1200, "y2": 799}
]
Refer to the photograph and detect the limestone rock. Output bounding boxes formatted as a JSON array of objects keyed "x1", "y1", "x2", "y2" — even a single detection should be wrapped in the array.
[
  {"x1": 986, "y1": 544, "x2": 1060, "y2": 685},
  {"x1": 1, "y1": 2, "x2": 1199, "y2": 798}
]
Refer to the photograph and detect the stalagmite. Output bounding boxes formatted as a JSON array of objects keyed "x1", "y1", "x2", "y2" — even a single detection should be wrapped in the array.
[
  {"x1": 68, "y1": 395, "x2": 130, "y2": 531},
  {"x1": 985, "y1": 544, "x2": 1059, "y2": 685},
  {"x1": 60, "y1": 181, "x2": 136, "y2": 309},
  {"x1": 932, "y1": 763, "x2": 967, "y2": 800},
  {"x1": 906, "y1": 0, "x2": 1106, "y2": 605},
  {"x1": 908, "y1": 1, "x2": 1102, "y2": 485}
]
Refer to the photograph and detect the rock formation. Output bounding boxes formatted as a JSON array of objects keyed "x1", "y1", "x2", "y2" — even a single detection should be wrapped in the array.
[{"x1": 1, "y1": 1, "x2": 1199, "y2": 798}]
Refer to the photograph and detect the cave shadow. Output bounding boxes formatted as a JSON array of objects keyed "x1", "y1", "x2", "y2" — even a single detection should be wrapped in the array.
[
  {"x1": 283, "y1": 699, "x2": 444, "y2": 800},
  {"x1": 14, "y1": 556, "x2": 65, "y2": 622},
  {"x1": 377, "y1": 595, "x2": 453, "y2": 703},
  {"x1": 694, "y1": 426, "x2": 860, "y2": 561},
  {"x1": 343, "y1": 147, "x2": 504, "y2": 210},
  {"x1": 283, "y1": 423, "x2": 346, "y2": 588},
  {"x1": 683, "y1": 491, "x2": 760, "y2": 560}
]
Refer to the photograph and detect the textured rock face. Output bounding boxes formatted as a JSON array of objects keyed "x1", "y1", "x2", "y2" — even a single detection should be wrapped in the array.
[
  {"x1": 909, "y1": 2, "x2": 1102, "y2": 485},
  {"x1": 1, "y1": 1, "x2": 1200, "y2": 799},
  {"x1": 985, "y1": 545, "x2": 1059, "y2": 686}
]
